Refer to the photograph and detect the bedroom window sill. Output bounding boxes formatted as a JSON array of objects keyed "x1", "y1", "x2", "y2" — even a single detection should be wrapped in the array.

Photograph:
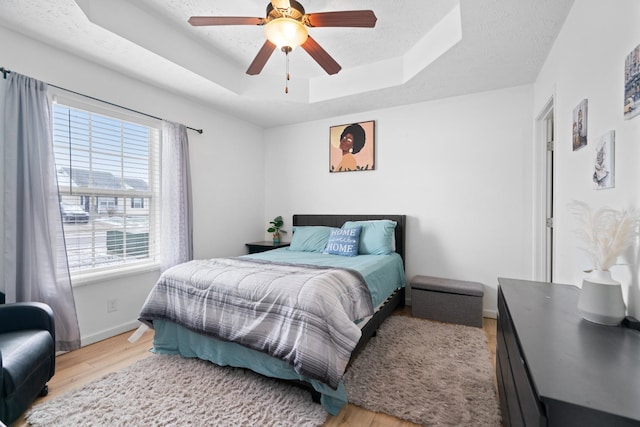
[{"x1": 70, "y1": 262, "x2": 161, "y2": 287}]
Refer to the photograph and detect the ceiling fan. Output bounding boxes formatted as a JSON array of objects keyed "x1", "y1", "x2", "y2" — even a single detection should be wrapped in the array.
[{"x1": 188, "y1": 0, "x2": 377, "y2": 77}]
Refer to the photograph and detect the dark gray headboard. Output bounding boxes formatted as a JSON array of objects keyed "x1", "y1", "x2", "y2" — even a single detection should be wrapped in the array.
[{"x1": 292, "y1": 214, "x2": 406, "y2": 264}]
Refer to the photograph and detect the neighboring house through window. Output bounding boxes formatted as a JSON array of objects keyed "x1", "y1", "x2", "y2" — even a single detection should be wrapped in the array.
[
  {"x1": 131, "y1": 198, "x2": 144, "y2": 209},
  {"x1": 51, "y1": 93, "x2": 161, "y2": 280}
]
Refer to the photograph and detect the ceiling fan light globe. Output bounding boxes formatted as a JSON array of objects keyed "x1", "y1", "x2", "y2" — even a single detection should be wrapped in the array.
[{"x1": 264, "y1": 18, "x2": 308, "y2": 49}]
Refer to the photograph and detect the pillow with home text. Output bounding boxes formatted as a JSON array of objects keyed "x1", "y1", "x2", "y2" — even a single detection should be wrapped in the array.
[{"x1": 322, "y1": 226, "x2": 362, "y2": 257}]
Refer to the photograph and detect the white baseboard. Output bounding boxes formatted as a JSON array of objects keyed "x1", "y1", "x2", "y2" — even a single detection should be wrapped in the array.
[
  {"x1": 483, "y1": 309, "x2": 497, "y2": 319},
  {"x1": 81, "y1": 320, "x2": 141, "y2": 347},
  {"x1": 79, "y1": 310, "x2": 498, "y2": 347}
]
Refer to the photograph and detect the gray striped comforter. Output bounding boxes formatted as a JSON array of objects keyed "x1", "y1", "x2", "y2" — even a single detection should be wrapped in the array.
[{"x1": 138, "y1": 257, "x2": 374, "y2": 389}]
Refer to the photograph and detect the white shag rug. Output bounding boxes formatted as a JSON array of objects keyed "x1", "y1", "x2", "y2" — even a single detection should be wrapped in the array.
[
  {"x1": 344, "y1": 316, "x2": 502, "y2": 426},
  {"x1": 26, "y1": 316, "x2": 500, "y2": 426},
  {"x1": 26, "y1": 355, "x2": 328, "y2": 427}
]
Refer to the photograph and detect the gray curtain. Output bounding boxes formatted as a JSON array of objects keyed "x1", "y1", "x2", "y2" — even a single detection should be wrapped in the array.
[
  {"x1": 160, "y1": 120, "x2": 193, "y2": 271},
  {"x1": 3, "y1": 72, "x2": 80, "y2": 351}
]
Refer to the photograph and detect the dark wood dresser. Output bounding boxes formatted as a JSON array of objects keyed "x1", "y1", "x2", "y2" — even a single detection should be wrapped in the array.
[{"x1": 497, "y1": 277, "x2": 640, "y2": 427}]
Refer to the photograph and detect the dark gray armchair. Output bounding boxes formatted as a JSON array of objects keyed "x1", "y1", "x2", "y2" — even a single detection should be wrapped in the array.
[{"x1": 0, "y1": 298, "x2": 55, "y2": 426}]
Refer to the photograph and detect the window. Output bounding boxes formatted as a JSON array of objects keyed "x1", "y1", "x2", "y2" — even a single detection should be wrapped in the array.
[{"x1": 51, "y1": 96, "x2": 161, "y2": 278}]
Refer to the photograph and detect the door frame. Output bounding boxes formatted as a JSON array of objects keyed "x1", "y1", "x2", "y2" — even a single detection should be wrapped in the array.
[{"x1": 533, "y1": 97, "x2": 555, "y2": 282}]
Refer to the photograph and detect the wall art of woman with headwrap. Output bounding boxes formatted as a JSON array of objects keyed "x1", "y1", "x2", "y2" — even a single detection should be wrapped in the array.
[{"x1": 329, "y1": 121, "x2": 375, "y2": 172}]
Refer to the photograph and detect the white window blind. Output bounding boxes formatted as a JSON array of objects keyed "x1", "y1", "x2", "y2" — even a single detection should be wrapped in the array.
[{"x1": 52, "y1": 100, "x2": 161, "y2": 278}]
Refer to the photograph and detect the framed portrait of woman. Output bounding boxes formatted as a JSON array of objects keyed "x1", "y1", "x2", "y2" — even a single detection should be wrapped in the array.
[
  {"x1": 572, "y1": 99, "x2": 588, "y2": 151},
  {"x1": 329, "y1": 120, "x2": 375, "y2": 173},
  {"x1": 624, "y1": 43, "x2": 640, "y2": 120}
]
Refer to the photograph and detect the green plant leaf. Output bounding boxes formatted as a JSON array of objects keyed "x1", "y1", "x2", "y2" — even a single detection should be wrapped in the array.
[{"x1": 267, "y1": 216, "x2": 286, "y2": 233}]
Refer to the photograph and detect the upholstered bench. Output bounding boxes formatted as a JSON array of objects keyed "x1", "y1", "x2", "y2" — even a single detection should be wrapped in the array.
[{"x1": 410, "y1": 275, "x2": 484, "y2": 328}]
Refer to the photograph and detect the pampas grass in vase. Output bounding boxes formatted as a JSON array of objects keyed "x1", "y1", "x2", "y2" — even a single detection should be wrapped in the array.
[{"x1": 570, "y1": 201, "x2": 640, "y2": 325}]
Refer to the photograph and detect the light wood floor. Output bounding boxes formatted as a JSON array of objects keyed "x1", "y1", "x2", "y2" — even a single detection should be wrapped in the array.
[{"x1": 15, "y1": 313, "x2": 497, "y2": 427}]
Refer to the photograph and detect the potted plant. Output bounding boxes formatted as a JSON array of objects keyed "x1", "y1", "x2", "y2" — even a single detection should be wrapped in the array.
[
  {"x1": 570, "y1": 201, "x2": 640, "y2": 325},
  {"x1": 267, "y1": 215, "x2": 287, "y2": 244}
]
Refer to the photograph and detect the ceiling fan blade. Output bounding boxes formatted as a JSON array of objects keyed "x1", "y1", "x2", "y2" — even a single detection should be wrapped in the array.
[
  {"x1": 305, "y1": 10, "x2": 377, "y2": 28},
  {"x1": 301, "y1": 36, "x2": 341, "y2": 75},
  {"x1": 188, "y1": 16, "x2": 265, "y2": 26},
  {"x1": 246, "y1": 40, "x2": 277, "y2": 75}
]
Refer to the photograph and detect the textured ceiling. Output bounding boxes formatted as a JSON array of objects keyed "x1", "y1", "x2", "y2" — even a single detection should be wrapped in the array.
[{"x1": 0, "y1": 0, "x2": 574, "y2": 128}]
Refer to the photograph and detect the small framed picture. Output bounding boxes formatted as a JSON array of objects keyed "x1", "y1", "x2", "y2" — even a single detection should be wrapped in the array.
[
  {"x1": 572, "y1": 99, "x2": 588, "y2": 151},
  {"x1": 624, "y1": 43, "x2": 640, "y2": 120},
  {"x1": 593, "y1": 130, "x2": 615, "y2": 190},
  {"x1": 329, "y1": 120, "x2": 375, "y2": 172}
]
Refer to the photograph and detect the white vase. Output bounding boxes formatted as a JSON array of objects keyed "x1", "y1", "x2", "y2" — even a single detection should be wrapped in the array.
[{"x1": 577, "y1": 270, "x2": 626, "y2": 326}]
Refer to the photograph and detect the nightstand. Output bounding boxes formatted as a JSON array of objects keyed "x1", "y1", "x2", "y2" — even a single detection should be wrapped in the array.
[{"x1": 245, "y1": 241, "x2": 290, "y2": 254}]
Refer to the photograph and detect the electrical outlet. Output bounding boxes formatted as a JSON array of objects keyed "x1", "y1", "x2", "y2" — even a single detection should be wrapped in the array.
[{"x1": 107, "y1": 298, "x2": 118, "y2": 313}]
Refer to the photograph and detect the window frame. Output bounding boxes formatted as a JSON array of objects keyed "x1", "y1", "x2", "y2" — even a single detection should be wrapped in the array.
[{"x1": 49, "y1": 90, "x2": 162, "y2": 286}]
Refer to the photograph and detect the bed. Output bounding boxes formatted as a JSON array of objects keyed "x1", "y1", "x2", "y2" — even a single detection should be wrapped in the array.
[{"x1": 138, "y1": 214, "x2": 406, "y2": 415}]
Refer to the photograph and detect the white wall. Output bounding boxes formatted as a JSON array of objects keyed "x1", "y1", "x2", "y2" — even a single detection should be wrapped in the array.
[
  {"x1": 263, "y1": 85, "x2": 535, "y2": 316},
  {"x1": 534, "y1": 0, "x2": 640, "y2": 317},
  {"x1": 6, "y1": 1, "x2": 638, "y2": 341},
  {"x1": 1, "y1": 26, "x2": 266, "y2": 344}
]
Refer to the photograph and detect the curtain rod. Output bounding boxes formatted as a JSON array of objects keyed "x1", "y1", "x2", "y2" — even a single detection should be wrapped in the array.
[{"x1": 0, "y1": 66, "x2": 203, "y2": 134}]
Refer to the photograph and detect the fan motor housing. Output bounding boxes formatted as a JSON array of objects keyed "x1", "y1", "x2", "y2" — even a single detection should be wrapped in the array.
[{"x1": 266, "y1": 0, "x2": 305, "y2": 22}]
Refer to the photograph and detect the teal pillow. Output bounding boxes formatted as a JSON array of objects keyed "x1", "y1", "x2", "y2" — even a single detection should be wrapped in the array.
[
  {"x1": 342, "y1": 220, "x2": 397, "y2": 255},
  {"x1": 323, "y1": 226, "x2": 362, "y2": 257},
  {"x1": 289, "y1": 226, "x2": 333, "y2": 252}
]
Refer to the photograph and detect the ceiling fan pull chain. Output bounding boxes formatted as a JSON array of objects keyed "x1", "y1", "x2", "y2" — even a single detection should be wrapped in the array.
[
  {"x1": 286, "y1": 52, "x2": 290, "y2": 94},
  {"x1": 283, "y1": 46, "x2": 292, "y2": 94}
]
